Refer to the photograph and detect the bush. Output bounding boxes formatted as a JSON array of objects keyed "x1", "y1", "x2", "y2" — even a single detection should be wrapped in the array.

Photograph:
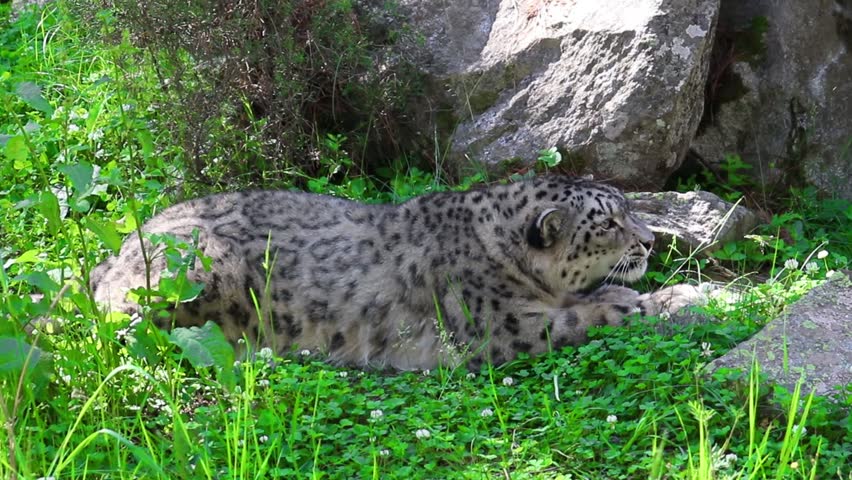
[{"x1": 70, "y1": 0, "x2": 425, "y2": 190}]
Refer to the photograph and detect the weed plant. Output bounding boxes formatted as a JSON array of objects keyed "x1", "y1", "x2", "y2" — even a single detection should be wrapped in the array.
[
  {"x1": 67, "y1": 0, "x2": 428, "y2": 191},
  {"x1": 1, "y1": 3, "x2": 851, "y2": 479}
]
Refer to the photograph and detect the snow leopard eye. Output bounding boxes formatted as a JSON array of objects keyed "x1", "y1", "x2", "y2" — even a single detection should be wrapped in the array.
[{"x1": 600, "y1": 218, "x2": 617, "y2": 230}]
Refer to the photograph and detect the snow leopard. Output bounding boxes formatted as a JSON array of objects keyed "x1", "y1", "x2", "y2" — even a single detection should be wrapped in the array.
[{"x1": 91, "y1": 176, "x2": 702, "y2": 370}]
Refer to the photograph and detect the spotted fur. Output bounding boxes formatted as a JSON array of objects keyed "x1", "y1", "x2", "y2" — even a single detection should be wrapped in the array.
[{"x1": 92, "y1": 176, "x2": 692, "y2": 370}]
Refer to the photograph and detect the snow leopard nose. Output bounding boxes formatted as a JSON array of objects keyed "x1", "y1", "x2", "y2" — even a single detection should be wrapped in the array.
[{"x1": 640, "y1": 238, "x2": 654, "y2": 253}]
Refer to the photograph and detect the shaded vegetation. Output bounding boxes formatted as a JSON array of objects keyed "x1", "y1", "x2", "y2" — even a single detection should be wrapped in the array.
[{"x1": 1, "y1": 3, "x2": 850, "y2": 479}]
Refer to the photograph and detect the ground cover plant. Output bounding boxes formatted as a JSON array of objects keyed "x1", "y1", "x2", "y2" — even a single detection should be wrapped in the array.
[{"x1": 2, "y1": 3, "x2": 851, "y2": 479}]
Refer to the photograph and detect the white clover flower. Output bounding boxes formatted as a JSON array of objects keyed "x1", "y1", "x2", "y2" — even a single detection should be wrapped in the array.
[
  {"x1": 233, "y1": 360, "x2": 242, "y2": 369},
  {"x1": 258, "y1": 347, "x2": 273, "y2": 360},
  {"x1": 792, "y1": 424, "x2": 807, "y2": 436},
  {"x1": 122, "y1": 104, "x2": 134, "y2": 112},
  {"x1": 713, "y1": 450, "x2": 738, "y2": 470},
  {"x1": 148, "y1": 397, "x2": 172, "y2": 415},
  {"x1": 300, "y1": 349, "x2": 311, "y2": 356},
  {"x1": 422, "y1": 369, "x2": 431, "y2": 376},
  {"x1": 700, "y1": 342, "x2": 714, "y2": 358},
  {"x1": 502, "y1": 376, "x2": 514, "y2": 386},
  {"x1": 827, "y1": 270, "x2": 837, "y2": 278},
  {"x1": 237, "y1": 338, "x2": 246, "y2": 345},
  {"x1": 805, "y1": 262, "x2": 819, "y2": 273},
  {"x1": 415, "y1": 429, "x2": 431, "y2": 439},
  {"x1": 784, "y1": 258, "x2": 800, "y2": 270},
  {"x1": 790, "y1": 461, "x2": 800, "y2": 470},
  {"x1": 338, "y1": 371, "x2": 349, "y2": 378},
  {"x1": 88, "y1": 129, "x2": 104, "y2": 142},
  {"x1": 257, "y1": 379, "x2": 270, "y2": 388},
  {"x1": 606, "y1": 415, "x2": 618, "y2": 424},
  {"x1": 379, "y1": 449, "x2": 390, "y2": 457},
  {"x1": 67, "y1": 124, "x2": 80, "y2": 134},
  {"x1": 370, "y1": 409, "x2": 383, "y2": 419},
  {"x1": 480, "y1": 408, "x2": 494, "y2": 418},
  {"x1": 465, "y1": 372, "x2": 476, "y2": 380},
  {"x1": 817, "y1": 250, "x2": 829, "y2": 259},
  {"x1": 258, "y1": 435, "x2": 269, "y2": 444}
]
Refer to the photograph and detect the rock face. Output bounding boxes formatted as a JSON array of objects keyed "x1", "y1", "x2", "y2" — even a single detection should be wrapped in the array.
[
  {"x1": 692, "y1": 0, "x2": 852, "y2": 200},
  {"x1": 381, "y1": 0, "x2": 719, "y2": 189},
  {"x1": 710, "y1": 272, "x2": 852, "y2": 398},
  {"x1": 628, "y1": 190, "x2": 758, "y2": 254}
]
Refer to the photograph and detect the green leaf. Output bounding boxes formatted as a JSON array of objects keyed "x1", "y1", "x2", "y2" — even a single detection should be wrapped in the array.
[
  {"x1": 4, "y1": 135, "x2": 29, "y2": 169},
  {"x1": 0, "y1": 337, "x2": 52, "y2": 396},
  {"x1": 15, "y1": 81, "x2": 54, "y2": 115},
  {"x1": 83, "y1": 217, "x2": 123, "y2": 253},
  {"x1": 38, "y1": 191, "x2": 62, "y2": 234},
  {"x1": 537, "y1": 147, "x2": 562, "y2": 168},
  {"x1": 14, "y1": 271, "x2": 61, "y2": 293},
  {"x1": 127, "y1": 319, "x2": 167, "y2": 364},
  {"x1": 168, "y1": 321, "x2": 235, "y2": 386},
  {"x1": 349, "y1": 177, "x2": 366, "y2": 198},
  {"x1": 11, "y1": 249, "x2": 43, "y2": 265},
  {"x1": 158, "y1": 276, "x2": 205, "y2": 303},
  {"x1": 58, "y1": 162, "x2": 94, "y2": 195},
  {"x1": 86, "y1": 97, "x2": 107, "y2": 131},
  {"x1": 0, "y1": 337, "x2": 43, "y2": 374},
  {"x1": 137, "y1": 129, "x2": 154, "y2": 159}
]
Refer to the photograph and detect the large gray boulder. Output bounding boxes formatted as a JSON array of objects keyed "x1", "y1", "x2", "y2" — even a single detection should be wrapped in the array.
[
  {"x1": 380, "y1": 0, "x2": 719, "y2": 189},
  {"x1": 710, "y1": 271, "x2": 852, "y2": 398},
  {"x1": 692, "y1": 0, "x2": 852, "y2": 200}
]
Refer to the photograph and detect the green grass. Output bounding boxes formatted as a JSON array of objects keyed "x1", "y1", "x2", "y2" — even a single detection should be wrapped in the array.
[{"x1": 2, "y1": 3, "x2": 851, "y2": 479}]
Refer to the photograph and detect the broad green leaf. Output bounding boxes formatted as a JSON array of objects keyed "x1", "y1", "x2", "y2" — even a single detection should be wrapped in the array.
[
  {"x1": 158, "y1": 276, "x2": 205, "y2": 303},
  {"x1": 12, "y1": 249, "x2": 43, "y2": 265},
  {"x1": 15, "y1": 81, "x2": 54, "y2": 115},
  {"x1": 0, "y1": 337, "x2": 52, "y2": 397},
  {"x1": 58, "y1": 162, "x2": 94, "y2": 195},
  {"x1": 136, "y1": 129, "x2": 154, "y2": 159},
  {"x1": 15, "y1": 271, "x2": 61, "y2": 293},
  {"x1": 38, "y1": 191, "x2": 62, "y2": 235},
  {"x1": 114, "y1": 212, "x2": 138, "y2": 234},
  {"x1": 4, "y1": 135, "x2": 29, "y2": 169},
  {"x1": 69, "y1": 198, "x2": 91, "y2": 213},
  {"x1": 168, "y1": 321, "x2": 235, "y2": 385},
  {"x1": 127, "y1": 319, "x2": 166, "y2": 364},
  {"x1": 0, "y1": 337, "x2": 43, "y2": 374},
  {"x1": 86, "y1": 97, "x2": 107, "y2": 131},
  {"x1": 83, "y1": 217, "x2": 123, "y2": 253},
  {"x1": 349, "y1": 177, "x2": 366, "y2": 197}
]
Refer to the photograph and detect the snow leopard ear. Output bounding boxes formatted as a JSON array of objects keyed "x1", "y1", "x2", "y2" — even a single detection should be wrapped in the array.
[{"x1": 527, "y1": 208, "x2": 568, "y2": 249}]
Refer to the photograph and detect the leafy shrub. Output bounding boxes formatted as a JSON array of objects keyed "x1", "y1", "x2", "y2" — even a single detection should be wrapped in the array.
[{"x1": 68, "y1": 0, "x2": 426, "y2": 191}]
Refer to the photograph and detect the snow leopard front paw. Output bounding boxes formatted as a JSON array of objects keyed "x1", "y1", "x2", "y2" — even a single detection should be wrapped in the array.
[
  {"x1": 567, "y1": 301, "x2": 641, "y2": 329},
  {"x1": 637, "y1": 284, "x2": 709, "y2": 316},
  {"x1": 582, "y1": 284, "x2": 642, "y2": 304}
]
